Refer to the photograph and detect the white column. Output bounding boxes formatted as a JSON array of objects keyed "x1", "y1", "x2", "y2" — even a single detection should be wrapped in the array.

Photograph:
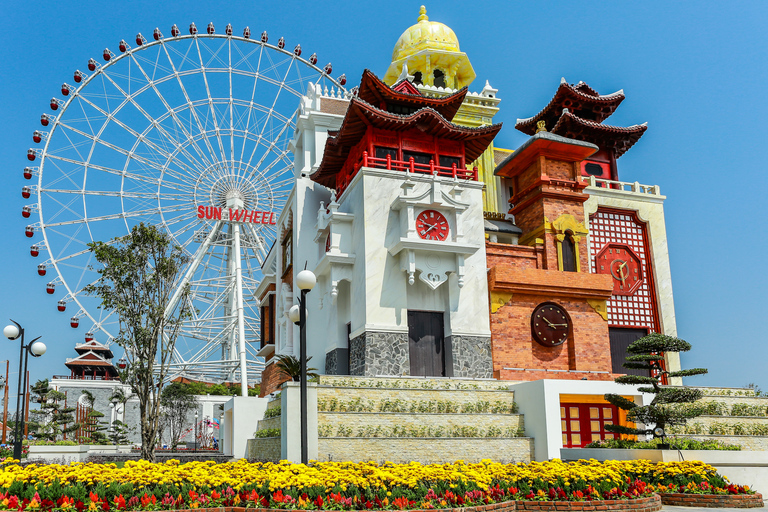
[{"x1": 232, "y1": 222, "x2": 248, "y2": 397}]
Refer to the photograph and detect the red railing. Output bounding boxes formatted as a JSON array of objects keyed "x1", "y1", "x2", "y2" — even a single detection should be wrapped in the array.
[
  {"x1": 337, "y1": 151, "x2": 478, "y2": 197},
  {"x1": 362, "y1": 152, "x2": 478, "y2": 180},
  {"x1": 52, "y1": 374, "x2": 121, "y2": 381}
]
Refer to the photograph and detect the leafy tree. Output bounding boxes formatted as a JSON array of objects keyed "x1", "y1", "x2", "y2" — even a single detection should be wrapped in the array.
[
  {"x1": 160, "y1": 382, "x2": 197, "y2": 450},
  {"x1": 605, "y1": 333, "x2": 708, "y2": 440},
  {"x1": 85, "y1": 223, "x2": 192, "y2": 461},
  {"x1": 275, "y1": 354, "x2": 319, "y2": 382}
]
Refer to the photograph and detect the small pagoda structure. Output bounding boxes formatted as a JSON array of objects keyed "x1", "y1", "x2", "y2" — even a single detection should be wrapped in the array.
[
  {"x1": 515, "y1": 79, "x2": 647, "y2": 182},
  {"x1": 311, "y1": 69, "x2": 501, "y2": 196},
  {"x1": 63, "y1": 339, "x2": 120, "y2": 380}
]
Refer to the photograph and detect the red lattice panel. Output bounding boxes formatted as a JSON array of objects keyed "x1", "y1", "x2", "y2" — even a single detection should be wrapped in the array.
[{"x1": 589, "y1": 208, "x2": 659, "y2": 332}]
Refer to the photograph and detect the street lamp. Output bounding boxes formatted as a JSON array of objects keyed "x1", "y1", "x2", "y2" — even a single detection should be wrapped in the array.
[
  {"x1": 219, "y1": 411, "x2": 224, "y2": 452},
  {"x1": 4, "y1": 320, "x2": 46, "y2": 460},
  {"x1": 290, "y1": 268, "x2": 316, "y2": 464},
  {"x1": 194, "y1": 411, "x2": 199, "y2": 453}
]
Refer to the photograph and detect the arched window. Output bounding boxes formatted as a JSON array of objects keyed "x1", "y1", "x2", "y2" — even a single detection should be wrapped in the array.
[
  {"x1": 562, "y1": 232, "x2": 577, "y2": 272},
  {"x1": 433, "y1": 69, "x2": 445, "y2": 88},
  {"x1": 413, "y1": 71, "x2": 423, "y2": 85}
]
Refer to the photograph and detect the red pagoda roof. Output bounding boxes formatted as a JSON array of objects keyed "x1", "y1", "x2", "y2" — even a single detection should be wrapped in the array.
[
  {"x1": 356, "y1": 69, "x2": 468, "y2": 121},
  {"x1": 312, "y1": 97, "x2": 501, "y2": 188},
  {"x1": 74, "y1": 340, "x2": 114, "y2": 359},
  {"x1": 65, "y1": 350, "x2": 119, "y2": 377},
  {"x1": 515, "y1": 79, "x2": 625, "y2": 135},
  {"x1": 551, "y1": 111, "x2": 647, "y2": 158}
]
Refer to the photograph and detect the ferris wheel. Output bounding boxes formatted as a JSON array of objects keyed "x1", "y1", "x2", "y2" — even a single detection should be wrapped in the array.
[{"x1": 22, "y1": 22, "x2": 347, "y2": 389}]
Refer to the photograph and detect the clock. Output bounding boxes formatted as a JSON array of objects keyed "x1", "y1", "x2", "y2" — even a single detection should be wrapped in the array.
[
  {"x1": 415, "y1": 209, "x2": 449, "y2": 241},
  {"x1": 531, "y1": 303, "x2": 569, "y2": 347},
  {"x1": 595, "y1": 243, "x2": 643, "y2": 296}
]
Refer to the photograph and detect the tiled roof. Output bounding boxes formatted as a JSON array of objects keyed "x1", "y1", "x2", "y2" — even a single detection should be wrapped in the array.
[{"x1": 515, "y1": 79, "x2": 625, "y2": 135}]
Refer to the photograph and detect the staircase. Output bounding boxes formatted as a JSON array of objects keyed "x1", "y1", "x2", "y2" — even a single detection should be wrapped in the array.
[
  {"x1": 314, "y1": 375, "x2": 533, "y2": 463},
  {"x1": 667, "y1": 386, "x2": 768, "y2": 450}
]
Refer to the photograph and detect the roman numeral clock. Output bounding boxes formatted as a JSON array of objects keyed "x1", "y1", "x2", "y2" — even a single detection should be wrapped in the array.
[
  {"x1": 388, "y1": 178, "x2": 481, "y2": 291},
  {"x1": 415, "y1": 209, "x2": 449, "y2": 241}
]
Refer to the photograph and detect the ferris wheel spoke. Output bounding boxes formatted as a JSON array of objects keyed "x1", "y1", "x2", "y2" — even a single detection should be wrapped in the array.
[
  {"x1": 194, "y1": 38, "x2": 229, "y2": 165},
  {"x1": 245, "y1": 110, "x2": 298, "y2": 179},
  {"x1": 93, "y1": 69, "x2": 214, "y2": 176},
  {"x1": 40, "y1": 187, "x2": 188, "y2": 202},
  {"x1": 125, "y1": 53, "x2": 221, "y2": 172},
  {"x1": 44, "y1": 155, "x2": 193, "y2": 193},
  {"x1": 159, "y1": 41, "x2": 221, "y2": 166},
  {"x1": 44, "y1": 204, "x2": 189, "y2": 227},
  {"x1": 72, "y1": 93, "x2": 207, "y2": 180},
  {"x1": 237, "y1": 44, "x2": 266, "y2": 165}
]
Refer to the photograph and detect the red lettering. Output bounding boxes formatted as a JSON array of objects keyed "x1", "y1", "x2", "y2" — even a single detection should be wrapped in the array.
[
  {"x1": 229, "y1": 208, "x2": 243, "y2": 222},
  {"x1": 268, "y1": 212, "x2": 276, "y2": 225},
  {"x1": 252, "y1": 211, "x2": 262, "y2": 224},
  {"x1": 197, "y1": 206, "x2": 205, "y2": 219},
  {"x1": 243, "y1": 210, "x2": 253, "y2": 222},
  {"x1": 213, "y1": 207, "x2": 222, "y2": 220}
]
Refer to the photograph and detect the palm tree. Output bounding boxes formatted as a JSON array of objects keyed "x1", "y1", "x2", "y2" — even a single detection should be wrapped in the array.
[{"x1": 275, "y1": 355, "x2": 319, "y2": 382}]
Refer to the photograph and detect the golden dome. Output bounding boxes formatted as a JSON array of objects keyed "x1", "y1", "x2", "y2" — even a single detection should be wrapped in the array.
[{"x1": 391, "y1": 6, "x2": 461, "y2": 62}]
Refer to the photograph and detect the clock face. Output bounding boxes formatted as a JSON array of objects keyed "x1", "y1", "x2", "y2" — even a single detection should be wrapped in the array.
[
  {"x1": 595, "y1": 243, "x2": 644, "y2": 296},
  {"x1": 416, "y1": 209, "x2": 449, "y2": 241},
  {"x1": 531, "y1": 303, "x2": 569, "y2": 347}
]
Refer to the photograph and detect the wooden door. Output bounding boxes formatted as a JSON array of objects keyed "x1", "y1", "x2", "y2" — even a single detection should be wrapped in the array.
[
  {"x1": 609, "y1": 327, "x2": 649, "y2": 376},
  {"x1": 407, "y1": 311, "x2": 445, "y2": 377}
]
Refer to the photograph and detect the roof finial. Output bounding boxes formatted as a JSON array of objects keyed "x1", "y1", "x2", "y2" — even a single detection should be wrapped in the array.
[
  {"x1": 536, "y1": 120, "x2": 547, "y2": 133},
  {"x1": 417, "y1": 5, "x2": 428, "y2": 22}
]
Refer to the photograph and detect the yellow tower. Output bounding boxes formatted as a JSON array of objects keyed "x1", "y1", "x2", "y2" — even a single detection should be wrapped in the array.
[{"x1": 383, "y1": 5, "x2": 506, "y2": 213}]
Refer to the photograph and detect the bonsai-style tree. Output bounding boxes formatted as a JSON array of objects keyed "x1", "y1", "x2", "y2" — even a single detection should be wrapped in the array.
[
  {"x1": 85, "y1": 223, "x2": 192, "y2": 461},
  {"x1": 605, "y1": 333, "x2": 708, "y2": 440},
  {"x1": 108, "y1": 420, "x2": 132, "y2": 446},
  {"x1": 79, "y1": 390, "x2": 109, "y2": 444},
  {"x1": 28, "y1": 380, "x2": 79, "y2": 441},
  {"x1": 160, "y1": 382, "x2": 197, "y2": 451}
]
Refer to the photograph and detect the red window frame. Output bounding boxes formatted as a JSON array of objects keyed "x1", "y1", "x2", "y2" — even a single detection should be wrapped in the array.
[{"x1": 560, "y1": 402, "x2": 619, "y2": 448}]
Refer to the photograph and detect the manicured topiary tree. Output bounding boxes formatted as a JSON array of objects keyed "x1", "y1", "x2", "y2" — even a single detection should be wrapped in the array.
[{"x1": 605, "y1": 333, "x2": 708, "y2": 440}]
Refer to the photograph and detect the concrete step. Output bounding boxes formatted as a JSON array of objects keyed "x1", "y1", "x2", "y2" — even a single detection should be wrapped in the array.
[
  {"x1": 317, "y1": 387, "x2": 516, "y2": 410},
  {"x1": 318, "y1": 375, "x2": 511, "y2": 391},
  {"x1": 318, "y1": 411, "x2": 524, "y2": 437},
  {"x1": 317, "y1": 437, "x2": 533, "y2": 464}
]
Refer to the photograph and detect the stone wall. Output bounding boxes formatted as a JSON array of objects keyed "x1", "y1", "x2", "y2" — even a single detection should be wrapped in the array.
[
  {"x1": 349, "y1": 331, "x2": 409, "y2": 376},
  {"x1": 246, "y1": 437, "x2": 281, "y2": 461},
  {"x1": 317, "y1": 437, "x2": 533, "y2": 464},
  {"x1": 449, "y1": 335, "x2": 493, "y2": 378}
]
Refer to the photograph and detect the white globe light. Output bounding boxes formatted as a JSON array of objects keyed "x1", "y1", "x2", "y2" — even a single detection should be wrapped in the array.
[
  {"x1": 287, "y1": 304, "x2": 301, "y2": 324},
  {"x1": 4, "y1": 324, "x2": 20, "y2": 340},
  {"x1": 30, "y1": 341, "x2": 47, "y2": 356},
  {"x1": 296, "y1": 269, "x2": 317, "y2": 291}
]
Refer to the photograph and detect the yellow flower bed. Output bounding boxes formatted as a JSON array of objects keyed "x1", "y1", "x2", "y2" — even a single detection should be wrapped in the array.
[{"x1": 0, "y1": 458, "x2": 751, "y2": 511}]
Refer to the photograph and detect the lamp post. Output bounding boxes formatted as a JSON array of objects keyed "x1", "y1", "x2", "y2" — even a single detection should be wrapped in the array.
[
  {"x1": 4, "y1": 320, "x2": 46, "y2": 460},
  {"x1": 194, "y1": 411, "x2": 198, "y2": 453},
  {"x1": 219, "y1": 411, "x2": 224, "y2": 453},
  {"x1": 288, "y1": 268, "x2": 316, "y2": 465}
]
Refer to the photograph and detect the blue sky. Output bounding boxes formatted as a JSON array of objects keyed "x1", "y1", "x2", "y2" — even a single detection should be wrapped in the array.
[{"x1": 1, "y1": 0, "x2": 766, "y2": 395}]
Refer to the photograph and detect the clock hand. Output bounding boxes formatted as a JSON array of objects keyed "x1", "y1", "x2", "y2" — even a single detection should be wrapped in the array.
[{"x1": 542, "y1": 317, "x2": 555, "y2": 328}]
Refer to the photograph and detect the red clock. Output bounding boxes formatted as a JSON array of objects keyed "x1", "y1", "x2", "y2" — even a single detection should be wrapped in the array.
[
  {"x1": 595, "y1": 243, "x2": 644, "y2": 296},
  {"x1": 416, "y1": 210, "x2": 449, "y2": 241}
]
